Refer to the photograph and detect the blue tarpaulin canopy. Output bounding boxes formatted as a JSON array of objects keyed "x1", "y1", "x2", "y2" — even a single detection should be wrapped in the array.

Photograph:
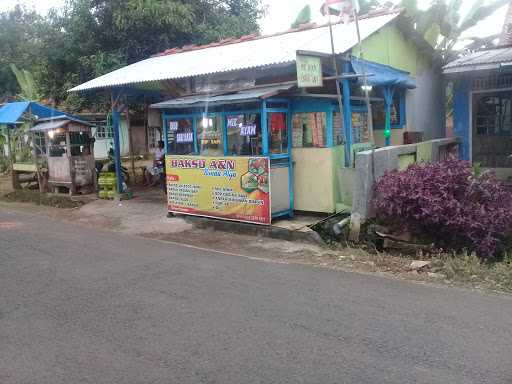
[
  {"x1": 350, "y1": 57, "x2": 416, "y2": 89},
  {"x1": 0, "y1": 101, "x2": 70, "y2": 125}
]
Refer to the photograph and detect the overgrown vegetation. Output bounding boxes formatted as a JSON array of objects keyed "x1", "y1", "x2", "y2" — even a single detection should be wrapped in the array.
[
  {"x1": 373, "y1": 159, "x2": 512, "y2": 258},
  {"x1": 1, "y1": 190, "x2": 84, "y2": 209},
  {"x1": 0, "y1": 0, "x2": 264, "y2": 109}
]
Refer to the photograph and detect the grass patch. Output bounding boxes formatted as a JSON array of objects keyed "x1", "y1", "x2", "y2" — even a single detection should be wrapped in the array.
[
  {"x1": 492, "y1": 262, "x2": 512, "y2": 291},
  {"x1": 442, "y1": 252, "x2": 512, "y2": 292},
  {"x1": 1, "y1": 190, "x2": 84, "y2": 209}
]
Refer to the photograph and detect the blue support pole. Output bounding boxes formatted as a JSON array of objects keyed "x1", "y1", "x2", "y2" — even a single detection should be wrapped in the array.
[
  {"x1": 222, "y1": 115, "x2": 229, "y2": 156},
  {"x1": 341, "y1": 62, "x2": 353, "y2": 167},
  {"x1": 261, "y1": 101, "x2": 269, "y2": 156},
  {"x1": 383, "y1": 86, "x2": 395, "y2": 147},
  {"x1": 111, "y1": 109, "x2": 123, "y2": 193},
  {"x1": 162, "y1": 116, "x2": 169, "y2": 154},
  {"x1": 192, "y1": 117, "x2": 198, "y2": 154},
  {"x1": 326, "y1": 104, "x2": 334, "y2": 148},
  {"x1": 453, "y1": 77, "x2": 471, "y2": 160}
]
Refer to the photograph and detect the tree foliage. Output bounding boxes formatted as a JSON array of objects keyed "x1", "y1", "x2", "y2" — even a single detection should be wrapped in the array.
[
  {"x1": 0, "y1": 0, "x2": 263, "y2": 109},
  {"x1": 401, "y1": 0, "x2": 510, "y2": 61}
]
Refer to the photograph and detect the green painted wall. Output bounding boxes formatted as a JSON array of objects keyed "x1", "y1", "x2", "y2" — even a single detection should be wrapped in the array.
[{"x1": 353, "y1": 24, "x2": 430, "y2": 76}]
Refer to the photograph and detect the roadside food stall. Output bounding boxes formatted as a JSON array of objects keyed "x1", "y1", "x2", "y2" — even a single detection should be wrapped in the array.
[
  {"x1": 150, "y1": 84, "x2": 369, "y2": 224},
  {"x1": 31, "y1": 115, "x2": 96, "y2": 194},
  {"x1": 151, "y1": 85, "x2": 293, "y2": 225}
]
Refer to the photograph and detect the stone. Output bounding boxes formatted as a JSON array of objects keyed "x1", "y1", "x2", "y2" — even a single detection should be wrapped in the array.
[{"x1": 409, "y1": 260, "x2": 431, "y2": 271}]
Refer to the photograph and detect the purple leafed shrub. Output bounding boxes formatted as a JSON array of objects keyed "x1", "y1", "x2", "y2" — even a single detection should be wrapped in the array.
[{"x1": 373, "y1": 159, "x2": 512, "y2": 257}]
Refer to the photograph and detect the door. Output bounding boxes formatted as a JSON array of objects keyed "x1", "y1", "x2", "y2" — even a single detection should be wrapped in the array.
[
  {"x1": 266, "y1": 108, "x2": 293, "y2": 218},
  {"x1": 472, "y1": 91, "x2": 512, "y2": 170}
]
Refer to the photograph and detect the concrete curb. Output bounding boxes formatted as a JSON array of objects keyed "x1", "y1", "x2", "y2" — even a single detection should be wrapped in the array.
[{"x1": 180, "y1": 215, "x2": 325, "y2": 246}]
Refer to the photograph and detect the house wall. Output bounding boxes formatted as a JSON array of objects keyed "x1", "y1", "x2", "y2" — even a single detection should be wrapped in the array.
[
  {"x1": 92, "y1": 116, "x2": 130, "y2": 159},
  {"x1": 292, "y1": 147, "x2": 336, "y2": 213},
  {"x1": 355, "y1": 24, "x2": 444, "y2": 144}
]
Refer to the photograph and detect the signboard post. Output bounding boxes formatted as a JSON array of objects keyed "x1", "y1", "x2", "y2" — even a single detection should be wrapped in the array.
[
  {"x1": 166, "y1": 155, "x2": 271, "y2": 225},
  {"x1": 296, "y1": 54, "x2": 323, "y2": 88}
]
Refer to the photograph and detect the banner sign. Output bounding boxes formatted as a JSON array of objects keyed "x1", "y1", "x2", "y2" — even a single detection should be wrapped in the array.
[
  {"x1": 176, "y1": 132, "x2": 194, "y2": 143},
  {"x1": 166, "y1": 155, "x2": 271, "y2": 225},
  {"x1": 296, "y1": 54, "x2": 323, "y2": 88},
  {"x1": 240, "y1": 124, "x2": 256, "y2": 136},
  {"x1": 169, "y1": 121, "x2": 179, "y2": 132},
  {"x1": 227, "y1": 115, "x2": 243, "y2": 128}
]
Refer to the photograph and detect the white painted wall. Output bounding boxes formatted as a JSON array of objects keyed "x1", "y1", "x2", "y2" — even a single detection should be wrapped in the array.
[{"x1": 91, "y1": 117, "x2": 130, "y2": 160}]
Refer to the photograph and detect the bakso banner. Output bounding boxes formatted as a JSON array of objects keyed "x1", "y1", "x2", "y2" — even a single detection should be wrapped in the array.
[{"x1": 165, "y1": 155, "x2": 271, "y2": 225}]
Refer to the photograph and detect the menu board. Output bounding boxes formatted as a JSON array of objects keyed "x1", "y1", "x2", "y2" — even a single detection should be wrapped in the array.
[{"x1": 166, "y1": 155, "x2": 271, "y2": 225}]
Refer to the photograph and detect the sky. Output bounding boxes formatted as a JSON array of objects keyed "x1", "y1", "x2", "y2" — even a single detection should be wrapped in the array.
[{"x1": 0, "y1": 0, "x2": 508, "y2": 43}]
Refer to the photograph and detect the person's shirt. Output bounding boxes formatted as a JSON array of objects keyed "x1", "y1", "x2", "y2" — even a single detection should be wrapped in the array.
[{"x1": 154, "y1": 147, "x2": 165, "y2": 161}]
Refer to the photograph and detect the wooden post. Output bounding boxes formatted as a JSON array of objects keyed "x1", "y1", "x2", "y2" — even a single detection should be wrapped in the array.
[
  {"x1": 144, "y1": 99, "x2": 149, "y2": 154},
  {"x1": 66, "y1": 129, "x2": 76, "y2": 195},
  {"x1": 6, "y1": 126, "x2": 20, "y2": 189}
]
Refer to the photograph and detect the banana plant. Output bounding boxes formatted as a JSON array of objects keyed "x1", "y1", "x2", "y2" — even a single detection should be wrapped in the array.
[
  {"x1": 9, "y1": 64, "x2": 40, "y2": 101},
  {"x1": 402, "y1": 0, "x2": 510, "y2": 61}
]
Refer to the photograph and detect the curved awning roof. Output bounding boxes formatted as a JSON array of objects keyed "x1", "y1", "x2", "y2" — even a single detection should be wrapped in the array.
[{"x1": 351, "y1": 57, "x2": 416, "y2": 88}]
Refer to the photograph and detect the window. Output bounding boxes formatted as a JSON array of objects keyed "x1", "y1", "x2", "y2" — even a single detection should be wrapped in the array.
[
  {"x1": 372, "y1": 92, "x2": 404, "y2": 129},
  {"x1": 167, "y1": 119, "x2": 194, "y2": 155},
  {"x1": 48, "y1": 133, "x2": 67, "y2": 157},
  {"x1": 33, "y1": 132, "x2": 46, "y2": 155},
  {"x1": 268, "y1": 112, "x2": 288, "y2": 154},
  {"x1": 95, "y1": 124, "x2": 113, "y2": 139},
  {"x1": 292, "y1": 112, "x2": 327, "y2": 148},
  {"x1": 148, "y1": 126, "x2": 161, "y2": 150},
  {"x1": 196, "y1": 115, "x2": 223, "y2": 156},
  {"x1": 475, "y1": 93, "x2": 512, "y2": 135},
  {"x1": 69, "y1": 132, "x2": 91, "y2": 156},
  {"x1": 226, "y1": 113, "x2": 262, "y2": 155}
]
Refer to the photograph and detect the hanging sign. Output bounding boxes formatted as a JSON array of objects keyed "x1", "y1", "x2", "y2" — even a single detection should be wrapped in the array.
[
  {"x1": 176, "y1": 132, "x2": 193, "y2": 143},
  {"x1": 240, "y1": 124, "x2": 256, "y2": 136},
  {"x1": 169, "y1": 121, "x2": 179, "y2": 132},
  {"x1": 296, "y1": 54, "x2": 323, "y2": 88},
  {"x1": 166, "y1": 155, "x2": 271, "y2": 225},
  {"x1": 227, "y1": 115, "x2": 243, "y2": 128}
]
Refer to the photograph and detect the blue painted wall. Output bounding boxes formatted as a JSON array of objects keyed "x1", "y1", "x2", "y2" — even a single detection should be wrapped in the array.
[{"x1": 452, "y1": 77, "x2": 471, "y2": 160}]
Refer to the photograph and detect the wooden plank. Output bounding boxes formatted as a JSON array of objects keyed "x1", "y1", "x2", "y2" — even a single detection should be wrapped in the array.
[{"x1": 12, "y1": 163, "x2": 38, "y2": 172}]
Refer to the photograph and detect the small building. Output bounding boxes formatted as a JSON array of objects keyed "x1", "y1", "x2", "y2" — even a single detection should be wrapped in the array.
[
  {"x1": 77, "y1": 111, "x2": 163, "y2": 160},
  {"x1": 30, "y1": 115, "x2": 96, "y2": 193},
  {"x1": 0, "y1": 101, "x2": 93, "y2": 190},
  {"x1": 69, "y1": 9, "x2": 444, "y2": 222},
  {"x1": 444, "y1": 46, "x2": 512, "y2": 180}
]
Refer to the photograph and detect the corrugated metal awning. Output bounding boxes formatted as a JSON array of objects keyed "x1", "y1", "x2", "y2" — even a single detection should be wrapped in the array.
[
  {"x1": 443, "y1": 47, "x2": 512, "y2": 74},
  {"x1": 150, "y1": 84, "x2": 295, "y2": 109},
  {"x1": 30, "y1": 119, "x2": 70, "y2": 132},
  {"x1": 69, "y1": 12, "x2": 400, "y2": 92}
]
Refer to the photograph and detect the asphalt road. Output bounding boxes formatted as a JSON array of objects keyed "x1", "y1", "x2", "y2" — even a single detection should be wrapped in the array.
[{"x1": 1, "y1": 207, "x2": 512, "y2": 384}]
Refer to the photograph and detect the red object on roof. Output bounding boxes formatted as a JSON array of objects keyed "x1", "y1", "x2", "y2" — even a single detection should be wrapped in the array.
[{"x1": 153, "y1": 8, "x2": 400, "y2": 58}]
